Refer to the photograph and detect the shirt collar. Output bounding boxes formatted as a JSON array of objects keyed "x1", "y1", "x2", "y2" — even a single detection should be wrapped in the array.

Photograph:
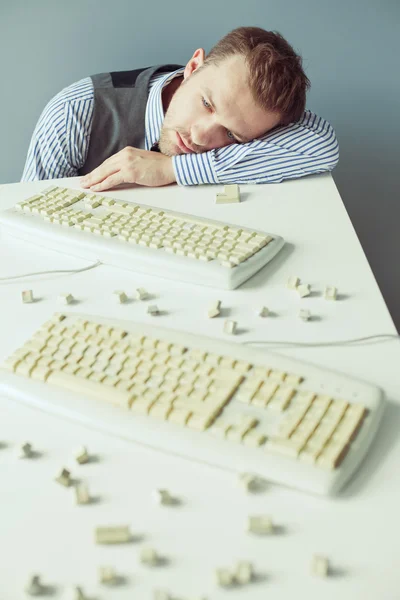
[{"x1": 145, "y1": 67, "x2": 184, "y2": 151}]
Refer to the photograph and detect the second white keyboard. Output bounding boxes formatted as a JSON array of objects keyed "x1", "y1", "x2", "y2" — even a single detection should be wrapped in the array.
[
  {"x1": 0, "y1": 312, "x2": 385, "y2": 496},
  {"x1": 0, "y1": 186, "x2": 284, "y2": 289}
]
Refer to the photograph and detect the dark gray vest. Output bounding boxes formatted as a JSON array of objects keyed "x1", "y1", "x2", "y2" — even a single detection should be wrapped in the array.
[{"x1": 79, "y1": 64, "x2": 183, "y2": 175}]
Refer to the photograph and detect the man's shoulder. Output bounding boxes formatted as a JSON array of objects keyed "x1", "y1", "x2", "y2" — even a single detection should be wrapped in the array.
[{"x1": 52, "y1": 77, "x2": 94, "y2": 106}]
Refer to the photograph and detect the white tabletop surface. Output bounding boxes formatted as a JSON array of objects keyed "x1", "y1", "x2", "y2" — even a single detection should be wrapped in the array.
[{"x1": 0, "y1": 174, "x2": 399, "y2": 600}]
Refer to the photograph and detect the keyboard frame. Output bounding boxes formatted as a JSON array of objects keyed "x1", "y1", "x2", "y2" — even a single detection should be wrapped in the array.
[
  {"x1": 0, "y1": 313, "x2": 386, "y2": 497},
  {"x1": 0, "y1": 197, "x2": 285, "y2": 290}
]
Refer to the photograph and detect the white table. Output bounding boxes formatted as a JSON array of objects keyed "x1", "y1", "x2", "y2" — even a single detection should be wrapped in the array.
[{"x1": 0, "y1": 174, "x2": 399, "y2": 600}]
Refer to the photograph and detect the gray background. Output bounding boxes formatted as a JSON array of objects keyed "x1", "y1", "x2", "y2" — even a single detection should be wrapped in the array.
[{"x1": 1, "y1": 0, "x2": 399, "y2": 330}]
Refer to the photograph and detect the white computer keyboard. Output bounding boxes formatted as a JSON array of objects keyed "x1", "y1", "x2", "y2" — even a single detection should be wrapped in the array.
[
  {"x1": 0, "y1": 186, "x2": 284, "y2": 290},
  {"x1": 0, "y1": 312, "x2": 385, "y2": 496}
]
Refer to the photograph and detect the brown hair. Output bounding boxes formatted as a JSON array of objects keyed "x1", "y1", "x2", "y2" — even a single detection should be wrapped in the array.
[{"x1": 204, "y1": 27, "x2": 310, "y2": 125}]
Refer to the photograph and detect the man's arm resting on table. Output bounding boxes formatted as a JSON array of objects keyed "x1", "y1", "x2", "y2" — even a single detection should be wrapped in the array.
[{"x1": 172, "y1": 110, "x2": 339, "y2": 186}]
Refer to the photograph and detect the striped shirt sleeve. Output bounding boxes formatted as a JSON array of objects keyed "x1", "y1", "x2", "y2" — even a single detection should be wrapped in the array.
[
  {"x1": 21, "y1": 78, "x2": 94, "y2": 181},
  {"x1": 171, "y1": 110, "x2": 339, "y2": 186}
]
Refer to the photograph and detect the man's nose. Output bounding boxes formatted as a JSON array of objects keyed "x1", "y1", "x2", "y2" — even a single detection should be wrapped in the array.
[{"x1": 191, "y1": 124, "x2": 215, "y2": 149}]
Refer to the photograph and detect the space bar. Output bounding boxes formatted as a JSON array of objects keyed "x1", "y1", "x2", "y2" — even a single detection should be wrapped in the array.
[{"x1": 47, "y1": 371, "x2": 133, "y2": 408}]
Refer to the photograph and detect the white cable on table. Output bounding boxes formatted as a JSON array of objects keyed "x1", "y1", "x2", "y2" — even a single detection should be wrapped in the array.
[
  {"x1": 243, "y1": 333, "x2": 400, "y2": 349},
  {"x1": 0, "y1": 260, "x2": 102, "y2": 281}
]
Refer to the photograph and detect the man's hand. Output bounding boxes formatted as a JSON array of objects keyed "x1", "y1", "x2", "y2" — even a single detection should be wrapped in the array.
[{"x1": 80, "y1": 146, "x2": 176, "y2": 191}]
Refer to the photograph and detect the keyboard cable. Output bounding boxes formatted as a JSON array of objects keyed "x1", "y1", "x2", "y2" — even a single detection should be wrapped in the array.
[
  {"x1": 243, "y1": 333, "x2": 400, "y2": 349},
  {"x1": 0, "y1": 260, "x2": 102, "y2": 281}
]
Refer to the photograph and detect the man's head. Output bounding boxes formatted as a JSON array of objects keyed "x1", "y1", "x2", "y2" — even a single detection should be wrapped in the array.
[{"x1": 159, "y1": 26, "x2": 310, "y2": 156}]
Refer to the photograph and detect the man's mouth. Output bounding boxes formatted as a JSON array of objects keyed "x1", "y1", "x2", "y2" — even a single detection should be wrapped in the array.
[{"x1": 176, "y1": 132, "x2": 193, "y2": 153}]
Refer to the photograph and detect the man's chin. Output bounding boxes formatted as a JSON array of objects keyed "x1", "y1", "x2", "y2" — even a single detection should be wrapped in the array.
[{"x1": 158, "y1": 143, "x2": 183, "y2": 157}]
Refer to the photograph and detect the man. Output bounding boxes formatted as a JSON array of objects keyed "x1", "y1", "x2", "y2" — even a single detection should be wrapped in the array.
[{"x1": 21, "y1": 26, "x2": 339, "y2": 192}]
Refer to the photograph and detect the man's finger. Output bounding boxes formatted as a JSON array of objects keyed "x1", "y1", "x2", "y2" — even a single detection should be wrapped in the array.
[
  {"x1": 80, "y1": 159, "x2": 119, "y2": 188},
  {"x1": 90, "y1": 171, "x2": 125, "y2": 192}
]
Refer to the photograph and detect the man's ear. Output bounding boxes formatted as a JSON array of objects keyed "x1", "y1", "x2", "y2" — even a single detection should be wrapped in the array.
[{"x1": 183, "y1": 48, "x2": 205, "y2": 80}]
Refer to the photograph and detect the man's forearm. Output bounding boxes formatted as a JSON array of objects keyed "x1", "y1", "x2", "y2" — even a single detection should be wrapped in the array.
[
  {"x1": 172, "y1": 153, "x2": 219, "y2": 185},
  {"x1": 172, "y1": 111, "x2": 339, "y2": 186}
]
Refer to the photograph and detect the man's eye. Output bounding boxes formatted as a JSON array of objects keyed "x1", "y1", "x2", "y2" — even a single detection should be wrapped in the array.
[{"x1": 202, "y1": 97, "x2": 237, "y2": 142}]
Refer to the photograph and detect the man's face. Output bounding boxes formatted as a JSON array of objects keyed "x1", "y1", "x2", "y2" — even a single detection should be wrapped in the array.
[{"x1": 159, "y1": 52, "x2": 282, "y2": 156}]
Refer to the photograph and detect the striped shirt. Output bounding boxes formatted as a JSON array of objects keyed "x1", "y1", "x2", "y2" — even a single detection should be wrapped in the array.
[{"x1": 21, "y1": 67, "x2": 339, "y2": 185}]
